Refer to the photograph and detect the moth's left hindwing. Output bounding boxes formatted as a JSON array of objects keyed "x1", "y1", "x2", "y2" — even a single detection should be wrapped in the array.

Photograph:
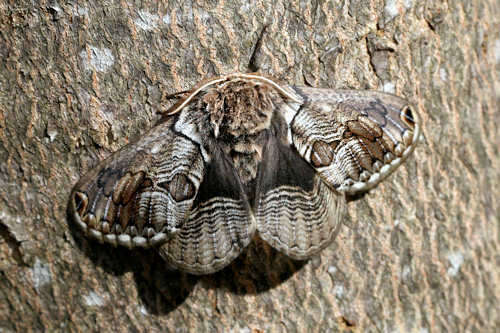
[
  {"x1": 70, "y1": 117, "x2": 205, "y2": 248},
  {"x1": 158, "y1": 146, "x2": 256, "y2": 275}
]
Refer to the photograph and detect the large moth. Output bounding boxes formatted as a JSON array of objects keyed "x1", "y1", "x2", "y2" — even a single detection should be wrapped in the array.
[{"x1": 69, "y1": 73, "x2": 420, "y2": 275}]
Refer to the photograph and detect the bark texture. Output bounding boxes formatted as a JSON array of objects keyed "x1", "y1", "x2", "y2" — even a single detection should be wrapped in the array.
[{"x1": 0, "y1": 0, "x2": 498, "y2": 332}]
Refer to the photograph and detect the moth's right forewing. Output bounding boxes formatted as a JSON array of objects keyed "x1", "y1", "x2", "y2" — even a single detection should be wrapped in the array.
[
  {"x1": 290, "y1": 87, "x2": 420, "y2": 194},
  {"x1": 70, "y1": 117, "x2": 205, "y2": 249}
]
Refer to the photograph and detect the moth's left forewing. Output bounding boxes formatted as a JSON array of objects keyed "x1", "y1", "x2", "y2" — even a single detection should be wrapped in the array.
[
  {"x1": 290, "y1": 86, "x2": 420, "y2": 194},
  {"x1": 69, "y1": 118, "x2": 206, "y2": 249}
]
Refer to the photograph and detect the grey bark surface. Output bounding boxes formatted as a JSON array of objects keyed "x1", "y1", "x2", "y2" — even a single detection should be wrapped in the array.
[{"x1": 0, "y1": 0, "x2": 498, "y2": 332}]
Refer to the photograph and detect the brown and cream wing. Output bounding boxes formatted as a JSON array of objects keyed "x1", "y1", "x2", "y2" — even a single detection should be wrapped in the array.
[
  {"x1": 289, "y1": 87, "x2": 421, "y2": 194},
  {"x1": 69, "y1": 117, "x2": 205, "y2": 249},
  {"x1": 255, "y1": 125, "x2": 346, "y2": 260},
  {"x1": 159, "y1": 146, "x2": 256, "y2": 275}
]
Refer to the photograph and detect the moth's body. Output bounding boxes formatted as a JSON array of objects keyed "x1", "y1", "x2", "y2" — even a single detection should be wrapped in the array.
[
  {"x1": 70, "y1": 73, "x2": 420, "y2": 275},
  {"x1": 189, "y1": 79, "x2": 278, "y2": 190}
]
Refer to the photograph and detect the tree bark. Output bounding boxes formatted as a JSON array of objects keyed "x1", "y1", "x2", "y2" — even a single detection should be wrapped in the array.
[{"x1": 0, "y1": 0, "x2": 498, "y2": 332}]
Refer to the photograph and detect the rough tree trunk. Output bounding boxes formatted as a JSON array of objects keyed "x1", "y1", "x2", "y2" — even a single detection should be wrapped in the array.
[{"x1": 0, "y1": 0, "x2": 498, "y2": 332}]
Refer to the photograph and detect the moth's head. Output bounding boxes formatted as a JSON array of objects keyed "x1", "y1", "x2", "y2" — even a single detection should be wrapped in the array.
[
  {"x1": 165, "y1": 73, "x2": 303, "y2": 139},
  {"x1": 200, "y1": 78, "x2": 279, "y2": 138}
]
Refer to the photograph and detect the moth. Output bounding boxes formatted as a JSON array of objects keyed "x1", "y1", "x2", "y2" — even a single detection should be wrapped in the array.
[{"x1": 69, "y1": 73, "x2": 420, "y2": 275}]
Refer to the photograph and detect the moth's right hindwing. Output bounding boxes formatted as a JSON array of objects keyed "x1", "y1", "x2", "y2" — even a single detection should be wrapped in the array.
[
  {"x1": 70, "y1": 117, "x2": 205, "y2": 249},
  {"x1": 255, "y1": 119, "x2": 346, "y2": 260}
]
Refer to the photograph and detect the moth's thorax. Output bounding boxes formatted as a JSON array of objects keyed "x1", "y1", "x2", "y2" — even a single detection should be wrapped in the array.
[
  {"x1": 201, "y1": 80, "x2": 277, "y2": 138},
  {"x1": 201, "y1": 80, "x2": 281, "y2": 184}
]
